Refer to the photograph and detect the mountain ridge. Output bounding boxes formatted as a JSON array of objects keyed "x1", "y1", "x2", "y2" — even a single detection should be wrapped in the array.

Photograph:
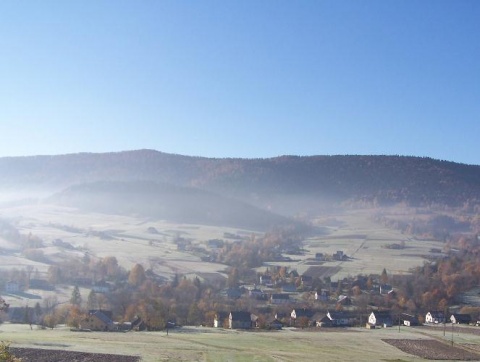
[{"x1": 1, "y1": 150, "x2": 480, "y2": 212}]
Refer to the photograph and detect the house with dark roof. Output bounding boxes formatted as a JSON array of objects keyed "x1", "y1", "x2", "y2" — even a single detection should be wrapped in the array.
[
  {"x1": 380, "y1": 284, "x2": 393, "y2": 295},
  {"x1": 326, "y1": 311, "x2": 356, "y2": 327},
  {"x1": 300, "y1": 275, "x2": 313, "y2": 288},
  {"x1": 80, "y1": 310, "x2": 115, "y2": 331},
  {"x1": 259, "y1": 275, "x2": 273, "y2": 286},
  {"x1": 268, "y1": 318, "x2": 284, "y2": 330},
  {"x1": 336, "y1": 295, "x2": 352, "y2": 306},
  {"x1": 271, "y1": 293, "x2": 290, "y2": 305},
  {"x1": 450, "y1": 313, "x2": 471, "y2": 325},
  {"x1": 400, "y1": 313, "x2": 420, "y2": 327},
  {"x1": 214, "y1": 312, "x2": 229, "y2": 328},
  {"x1": 315, "y1": 289, "x2": 330, "y2": 302},
  {"x1": 291, "y1": 308, "x2": 314, "y2": 321},
  {"x1": 316, "y1": 315, "x2": 333, "y2": 327},
  {"x1": 282, "y1": 284, "x2": 297, "y2": 293},
  {"x1": 229, "y1": 311, "x2": 252, "y2": 329},
  {"x1": 425, "y1": 311, "x2": 446, "y2": 324},
  {"x1": 368, "y1": 311, "x2": 393, "y2": 327},
  {"x1": 225, "y1": 288, "x2": 242, "y2": 299}
]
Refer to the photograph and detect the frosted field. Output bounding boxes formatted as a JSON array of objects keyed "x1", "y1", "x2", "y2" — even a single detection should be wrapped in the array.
[
  {"x1": 1, "y1": 322, "x2": 470, "y2": 362},
  {"x1": 1, "y1": 204, "x2": 443, "y2": 283}
]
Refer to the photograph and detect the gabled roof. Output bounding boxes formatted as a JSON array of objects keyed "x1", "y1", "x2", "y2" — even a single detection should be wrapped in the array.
[
  {"x1": 400, "y1": 313, "x2": 417, "y2": 320},
  {"x1": 292, "y1": 308, "x2": 314, "y2": 318},
  {"x1": 451, "y1": 313, "x2": 471, "y2": 323},
  {"x1": 271, "y1": 293, "x2": 290, "y2": 300},
  {"x1": 91, "y1": 310, "x2": 114, "y2": 325},
  {"x1": 427, "y1": 311, "x2": 445, "y2": 318},
  {"x1": 230, "y1": 311, "x2": 251, "y2": 322},
  {"x1": 89, "y1": 309, "x2": 113, "y2": 320},
  {"x1": 327, "y1": 311, "x2": 355, "y2": 320}
]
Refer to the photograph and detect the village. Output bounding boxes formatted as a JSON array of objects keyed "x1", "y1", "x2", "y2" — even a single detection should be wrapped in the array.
[{"x1": 1, "y1": 257, "x2": 478, "y2": 334}]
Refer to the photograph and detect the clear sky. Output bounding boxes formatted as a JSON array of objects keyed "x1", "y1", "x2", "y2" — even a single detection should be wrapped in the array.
[{"x1": 0, "y1": 1, "x2": 479, "y2": 164}]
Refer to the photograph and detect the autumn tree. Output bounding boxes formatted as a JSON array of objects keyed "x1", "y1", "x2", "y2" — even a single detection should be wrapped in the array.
[
  {"x1": 138, "y1": 299, "x2": 166, "y2": 330},
  {"x1": 43, "y1": 313, "x2": 57, "y2": 329},
  {"x1": 128, "y1": 264, "x2": 146, "y2": 287},
  {"x1": 381, "y1": 268, "x2": 388, "y2": 284},
  {"x1": 66, "y1": 305, "x2": 84, "y2": 328},
  {"x1": 187, "y1": 302, "x2": 202, "y2": 325}
]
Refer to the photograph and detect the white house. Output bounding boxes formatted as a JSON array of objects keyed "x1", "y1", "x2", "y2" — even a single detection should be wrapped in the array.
[
  {"x1": 425, "y1": 311, "x2": 445, "y2": 324},
  {"x1": 368, "y1": 311, "x2": 393, "y2": 327}
]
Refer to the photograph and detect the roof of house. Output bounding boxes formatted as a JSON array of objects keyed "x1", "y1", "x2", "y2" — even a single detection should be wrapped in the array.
[
  {"x1": 327, "y1": 311, "x2": 355, "y2": 320},
  {"x1": 89, "y1": 309, "x2": 113, "y2": 320},
  {"x1": 292, "y1": 308, "x2": 314, "y2": 318},
  {"x1": 371, "y1": 311, "x2": 392, "y2": 318},
  {"x1": 90, "y1": 310, "x2": 114, "y2": 325},
  {"x1": 400, "y1": 313, "x2": 419, "y2": 323},
  {"x1": 271, "y1": 293, "x2": 290, "y2": 300},
  {"x1": 281, "y1": 284, "x2": 297, "y2": 292},
  {"x1": 230, "y1": 311, "x2": 252, "y2": 322},
  {"x1": 427, "y1": 311, "x2": 445, "y2": 318},
  {"x1": 451, "y1": 313, "x2": 471, "y2": 322},
  {"x1": 215, "y1": 312, "x2": 229, "y2": 320}
]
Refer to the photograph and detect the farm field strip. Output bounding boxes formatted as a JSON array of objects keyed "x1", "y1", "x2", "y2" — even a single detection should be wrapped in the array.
[{"x1": 1, "y1": 324, "x2": 465, "y2": 362}]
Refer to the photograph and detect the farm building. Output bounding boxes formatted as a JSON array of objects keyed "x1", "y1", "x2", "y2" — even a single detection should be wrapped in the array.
[
  {"x1": 270, "y1": 293, "x2": 290, "y2": 304},
  {"x1": 425, "y1": 311, "x2": 446, "y2": 324},
  {"x1": 400, "y1": 313, "x2": 420, "y2": 326},
  {"x1": 214, "y1": 312, "x2": 229, "y2": 328},
  {"x1": 368, "y1": 311, "x2": 393, "y2": 327},
  {"x1": 80, "y1": 310, "x2": 115, "y2": 331},
  {"x1": 450, "y1": 313, "x2": 471, "y2": 324},
  {"x1": 229, "y1": 311, "x2": 253, "y2": 329},
  {"x1": 326, "y1": 311, "x2": 356, "y2": 327},
  {"x1": 291, "y1": 308, "x2": 315, "y2": 326}
]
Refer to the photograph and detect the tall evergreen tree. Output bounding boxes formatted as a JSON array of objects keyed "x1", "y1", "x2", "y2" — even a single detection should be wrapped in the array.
[{"x1": 70, "y1": 285, "x2": 82, "y2": 306}]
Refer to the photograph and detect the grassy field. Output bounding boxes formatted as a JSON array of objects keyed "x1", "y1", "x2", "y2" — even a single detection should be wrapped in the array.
[
  {"x1": 3, "y1": 323, "x2": 477, "y2": 362},
  {"x1": 0, "y1": 204, "x2": 443, "y2": 284},
  {"x1": 265, "y1": 209, "x2": 444, "y2": 279}
]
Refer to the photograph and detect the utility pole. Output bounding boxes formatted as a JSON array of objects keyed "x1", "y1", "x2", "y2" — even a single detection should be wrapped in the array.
[
  {"x1": 451, "y1": 322, "x2": 454, "y2": 347},
  {"x1": 443, "y1": 307, "x2": 447, "y2": 337}
]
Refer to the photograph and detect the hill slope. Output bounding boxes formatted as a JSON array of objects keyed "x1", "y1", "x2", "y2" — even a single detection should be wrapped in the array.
[
  {"x1": 1, "y1": 150, "x2": 480, "y2": 213},
  {"x1": 49, "y1": 181, "x2": 291, "y2": 230}
]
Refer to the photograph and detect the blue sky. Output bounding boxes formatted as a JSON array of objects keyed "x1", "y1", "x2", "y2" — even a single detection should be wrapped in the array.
[{"x1": 0, "y1": 1, "x2": 479, "y2": 164}]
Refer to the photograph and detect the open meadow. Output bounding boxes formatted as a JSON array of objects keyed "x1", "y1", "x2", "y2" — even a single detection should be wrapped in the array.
[
  {"x1": 2, "y1": 323, "x2": 480, "y2": 361},
  {"x1": 0, "y1": 204, "x2": 444, "y2": 285}
]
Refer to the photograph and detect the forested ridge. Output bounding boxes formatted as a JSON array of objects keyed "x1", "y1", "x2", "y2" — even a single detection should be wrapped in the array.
[{"x1": 1, "y1": 150, "x2": 480, "y2": 210}]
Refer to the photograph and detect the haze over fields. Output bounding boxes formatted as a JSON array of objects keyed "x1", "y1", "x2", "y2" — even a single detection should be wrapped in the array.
[{"x1": 1, "y1": 150, "x2": 479, "y2": 283}]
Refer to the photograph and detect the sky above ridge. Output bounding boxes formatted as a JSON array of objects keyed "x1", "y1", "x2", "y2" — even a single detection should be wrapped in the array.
[{"x1": 1, "y1": 1, "x2": 479, "y2": 164}]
